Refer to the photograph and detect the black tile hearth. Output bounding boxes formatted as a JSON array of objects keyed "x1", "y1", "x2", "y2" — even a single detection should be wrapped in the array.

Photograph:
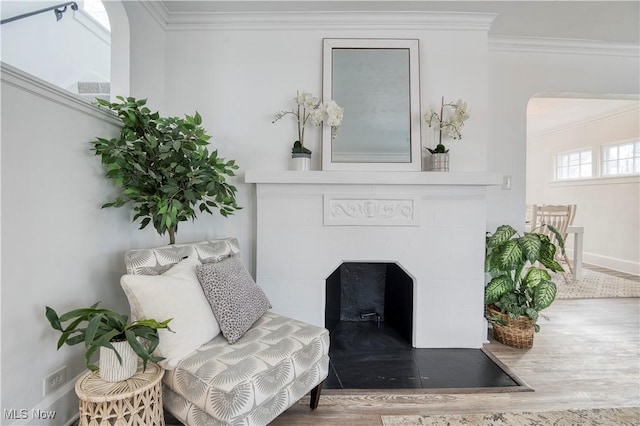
[{"x1": 326, "y1": 321, "x2": 519, "y2": 390}]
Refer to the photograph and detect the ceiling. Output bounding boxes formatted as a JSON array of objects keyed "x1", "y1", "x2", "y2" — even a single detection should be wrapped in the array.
[
  {"x1": 157, "y1": 1, "x2": 640, "y2": 44},
  {"x1": 1, "y1": 1, "x2": 637, "y2": 44},
  {"x1": 527, "y1": 97, "x2": 639, "y2": 137}
]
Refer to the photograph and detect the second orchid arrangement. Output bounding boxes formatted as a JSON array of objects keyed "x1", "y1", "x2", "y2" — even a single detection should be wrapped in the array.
[
  {"x1": 273, "y1": 91, "x2": 344, "y2": 155},
  {"x1": 424, "y1": 97, "x2": 470, "y2": 154}
]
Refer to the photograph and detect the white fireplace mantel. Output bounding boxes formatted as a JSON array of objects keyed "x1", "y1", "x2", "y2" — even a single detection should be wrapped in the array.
[
  {"x1": 245, "y1": 170, "x2": 502, "y2": 349},
  {"x1": 245, "y1": 170, "x2": 503, "y2": 186}
]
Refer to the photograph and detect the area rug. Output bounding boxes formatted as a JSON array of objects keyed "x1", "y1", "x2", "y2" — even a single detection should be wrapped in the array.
[
  {"x1": 381, "y1": 407, "x2": 640, "y2": 425},
  {"x1": 553, "y1": 268, "x2": 639, "y2": 299}
]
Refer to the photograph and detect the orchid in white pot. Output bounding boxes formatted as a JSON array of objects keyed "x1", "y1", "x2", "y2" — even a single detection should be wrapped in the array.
[
  {"x1": 424, "y1": 97, "x2": 470, "y2": 154},
  {"x1": 273, "y1": 90, "x2": 344, "y2": 156}
]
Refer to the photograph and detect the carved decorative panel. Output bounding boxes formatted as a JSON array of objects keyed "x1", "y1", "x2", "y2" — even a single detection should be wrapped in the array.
[{"x1": 324, "y1": 194, "x2": 420, "y2": 226}]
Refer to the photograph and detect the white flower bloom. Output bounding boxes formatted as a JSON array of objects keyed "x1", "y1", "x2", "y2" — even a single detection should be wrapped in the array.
[
  {"x1": 326, "y1": 114, "x2": 342, "y2": 127},
  {"x1": 324, "y1": 100, "x2": 344, "y2": 127},
  {"x1": 295, "y1": 92, "x2": 310, "y2": 105},
  {"x1": 309, "y1": 107, "x2": 325, "y2": 126},
  {"x1": 423, "y1": 97, "x2": 470, "y2": 146},
  {"x1": 423, "y1": 107, "x2": 439, "y2": 127},
  {"x1": 296, "y1": 92, "x2": 318, "y2": 109},
  {"x1": 454, "y1": 101, "x2": 470, "y2": 122},
  {"x1": 275, "y1": 90, "x2": 344, "y2": 150}
]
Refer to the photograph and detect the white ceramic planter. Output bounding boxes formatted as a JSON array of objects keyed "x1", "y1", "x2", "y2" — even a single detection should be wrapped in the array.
[
  {"x1": 430, "y1": 153, "x2": 449, "y2": 172},
  {"x1": 99, "y1": 340, "x2": 138, "y2": 382},
  {"x1": 291, "y1": 153, "x2": 311, "y2": 171}
]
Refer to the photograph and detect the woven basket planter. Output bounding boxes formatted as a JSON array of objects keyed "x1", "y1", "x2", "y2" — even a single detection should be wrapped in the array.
[{"x1": 487, "y1": 305, "x2": 535, "y2": 349}]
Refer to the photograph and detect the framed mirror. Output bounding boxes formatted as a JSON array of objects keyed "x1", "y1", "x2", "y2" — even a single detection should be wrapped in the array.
[{"x1": 322, "y1": 38, "x2": 421, "y2": 171}]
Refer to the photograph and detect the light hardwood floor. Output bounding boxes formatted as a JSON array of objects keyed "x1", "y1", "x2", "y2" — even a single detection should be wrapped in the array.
[
  {"x1": 272, "y1": 297, "x2": 640, "y2": 425},
  {"x1": 585, "y1": 263, "x2": 640, "y2": 282}
]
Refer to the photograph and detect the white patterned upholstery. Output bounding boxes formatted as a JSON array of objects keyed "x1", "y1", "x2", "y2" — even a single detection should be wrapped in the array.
[
  {"x1": 124, "y1": 239, "x2": 330, "y2": 425},
  {"x1": 125, "y1": 238, "x2": 240, "y2": 275},
  {"x1": 164, "y1": 312, "x2": 329, "y2": 425}
]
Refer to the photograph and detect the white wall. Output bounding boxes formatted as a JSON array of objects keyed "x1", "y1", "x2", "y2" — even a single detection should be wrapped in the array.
[
  {"x1": 486, "y1": 39, "x2": 640, "y2": 233},
  {"x1": 0, "y1": 1, "x2": 110, "y2": 93},
  {"x1": 527, "y1": 106, "x2": 640, "y2": 274},
  {"x1": 1, "y1": 65, "x2": 125, "y2": 424},
  {"x1": 0, "y1": 60, "x2": 254, "y2": 424},
  {"x1": 2, "y1": 4, "x2": 639, "y2": 425},
  {"x1": 155, "y1": 13, "x2": 492, "y2": 271}
]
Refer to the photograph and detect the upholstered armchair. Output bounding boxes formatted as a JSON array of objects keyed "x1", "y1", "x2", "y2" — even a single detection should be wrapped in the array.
[{"x1": 120, "y1": 238, "x2": 329, "y2": 425}]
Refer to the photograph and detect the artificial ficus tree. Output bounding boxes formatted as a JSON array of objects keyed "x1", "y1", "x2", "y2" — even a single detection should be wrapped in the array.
[{"x1": 91, "y1": 96, "x2": 240, "y2": 244}]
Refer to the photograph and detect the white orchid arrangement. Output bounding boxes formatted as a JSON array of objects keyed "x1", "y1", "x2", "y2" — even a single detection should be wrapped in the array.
[
  {"x1": 273, "y1": 91, "x2": 344, "y2": 155},
  {"x1": 424, "y1": 97, "x2": 470, "y2": 154}
]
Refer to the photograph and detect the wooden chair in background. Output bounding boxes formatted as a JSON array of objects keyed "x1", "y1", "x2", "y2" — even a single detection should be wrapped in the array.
[{"x1": 531, "y1": 204, "x2": 577, "y2": 274}]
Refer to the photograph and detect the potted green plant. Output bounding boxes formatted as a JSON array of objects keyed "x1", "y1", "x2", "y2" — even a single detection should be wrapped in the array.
[
  {"x1": 91, "y1": 96, "x2": 240, "y2": 244},
  {"x1": 272, "y1": 90, "x2": 343, "y2": 170},
  {"x1": 45, "y1": 302, "x2": 172, "y2": 382},
  {"x1": 423, "y1": 96, "x2": 470, "y2": 171},
  {"x1": 484, "y1": 224, "x2": 565, "y2": 349}
]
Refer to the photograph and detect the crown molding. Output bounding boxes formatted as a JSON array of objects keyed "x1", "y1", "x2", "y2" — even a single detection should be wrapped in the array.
[
  {"x1": 140, "y1": 3, "x2": 638, "y2": 56},
  {"x1": 140, "y1": 3, "x2": 496, "y2": 32},
  {"x1": 0, "y1": 62, "x2": 119, "y2": 125},
  {"x1": 529, "y1": 104, "x2": 640, "y2": 140},
  {"x1": 489, "y1": 36, "x2": 640, "y2": 57},
  {"x1": 141, "y1": 0, "x2": 171, "y2": 28}
]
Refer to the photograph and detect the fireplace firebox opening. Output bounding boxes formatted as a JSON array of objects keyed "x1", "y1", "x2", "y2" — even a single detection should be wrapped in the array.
[{"x1": 325, "y1": 262, "x2": 414, "y2": 345}]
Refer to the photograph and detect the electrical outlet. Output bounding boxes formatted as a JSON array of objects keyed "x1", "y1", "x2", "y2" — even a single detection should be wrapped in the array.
[{"x1": 43, "y1": 366, "x2": 67, "y2": 396}]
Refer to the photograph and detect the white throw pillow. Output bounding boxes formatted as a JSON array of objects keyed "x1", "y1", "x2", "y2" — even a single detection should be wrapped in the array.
[{"x1": 120, "y1": 257, "x2": 220, "y2": 369}]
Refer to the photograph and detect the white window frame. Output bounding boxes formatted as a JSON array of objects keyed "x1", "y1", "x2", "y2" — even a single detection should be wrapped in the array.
[
  {"x1": 601, "y1": 140, "x2": 640, "y2": 177},
  {"x1": 554, "y1": 149, "x2": 593, "y2": 181}
]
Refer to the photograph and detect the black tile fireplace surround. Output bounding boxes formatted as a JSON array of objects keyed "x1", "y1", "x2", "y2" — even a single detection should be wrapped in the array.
[
  {"x1": 324, "y1": 262, "x2": 519, "y2": 390},
  {"x1": 325, "y1": 262, "x2": 413, "y2": 344},
  {"x1": 324, "y1": 321, "x2": 519, "y2": 389}
]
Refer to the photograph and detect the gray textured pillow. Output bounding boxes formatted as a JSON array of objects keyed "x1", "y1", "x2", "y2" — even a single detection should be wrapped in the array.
[{"x1": 196, "y1": 255, "x2": 272, "y2": 344}]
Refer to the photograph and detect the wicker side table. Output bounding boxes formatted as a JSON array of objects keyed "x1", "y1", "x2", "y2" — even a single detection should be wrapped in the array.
[{"x1": 75, "y1": 362, "x2": 164, "y2": 426}]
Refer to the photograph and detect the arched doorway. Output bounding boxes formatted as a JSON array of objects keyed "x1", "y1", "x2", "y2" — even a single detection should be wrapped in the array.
[
  {"x1": 525, "y1": 93, "x2": 640, "y2": 274},
  {"x1": 101, "y1": 0, "x2": 129, "y2": 98}
]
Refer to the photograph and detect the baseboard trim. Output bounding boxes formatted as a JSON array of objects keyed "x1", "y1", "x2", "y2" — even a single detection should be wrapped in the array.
[{"x1": 567, "y1": 249, "x2": 640, "y2": 276}]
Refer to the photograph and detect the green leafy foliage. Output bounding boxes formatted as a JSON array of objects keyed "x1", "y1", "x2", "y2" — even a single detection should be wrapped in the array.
[
  {"x1": 45, "y1": 302, "x2": 172, "y2": 372},
  {"x1": 291, "y1": 140, "x2": 312, "y2": 155},
  {"x1": 91, "y1": 96, "x2": 240, "y2": 244},
  {"x1": 426, "y1": 143, "x2": 449, "y2": 154},
  {"x1": 485, "y1": 224, "x2": 564, "y2": 331}
]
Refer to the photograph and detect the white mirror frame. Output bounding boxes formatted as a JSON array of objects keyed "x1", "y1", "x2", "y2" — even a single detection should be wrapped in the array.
[{"x1": 322, "y1": 38, "x2": 422, "y2": 171}]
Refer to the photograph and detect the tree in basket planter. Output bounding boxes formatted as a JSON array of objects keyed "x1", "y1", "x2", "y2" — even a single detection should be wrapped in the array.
[
  {"x1": 484, "y1": 224, "x2": 565, "y2": 349},
  {"x1": 45, "y1": 302, "x2": 172, "y2": 381},
  {"x1": 91, "y1": 96, "x2": 240, "y2": 244},
  {"x1": 272, "y1": 90, "x2": 343, "y2": 168}
]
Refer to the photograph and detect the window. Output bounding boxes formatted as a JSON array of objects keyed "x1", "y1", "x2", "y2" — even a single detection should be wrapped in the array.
[
  {"x1": 84, "y1": 0, "x2": 110, "y2": 31},
  {"x1": 602, "y1": 141, "x2": 640, "y2": 176},
  {"x1": 556, "y1": 149, "x2": 592, "y2": 180}
]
